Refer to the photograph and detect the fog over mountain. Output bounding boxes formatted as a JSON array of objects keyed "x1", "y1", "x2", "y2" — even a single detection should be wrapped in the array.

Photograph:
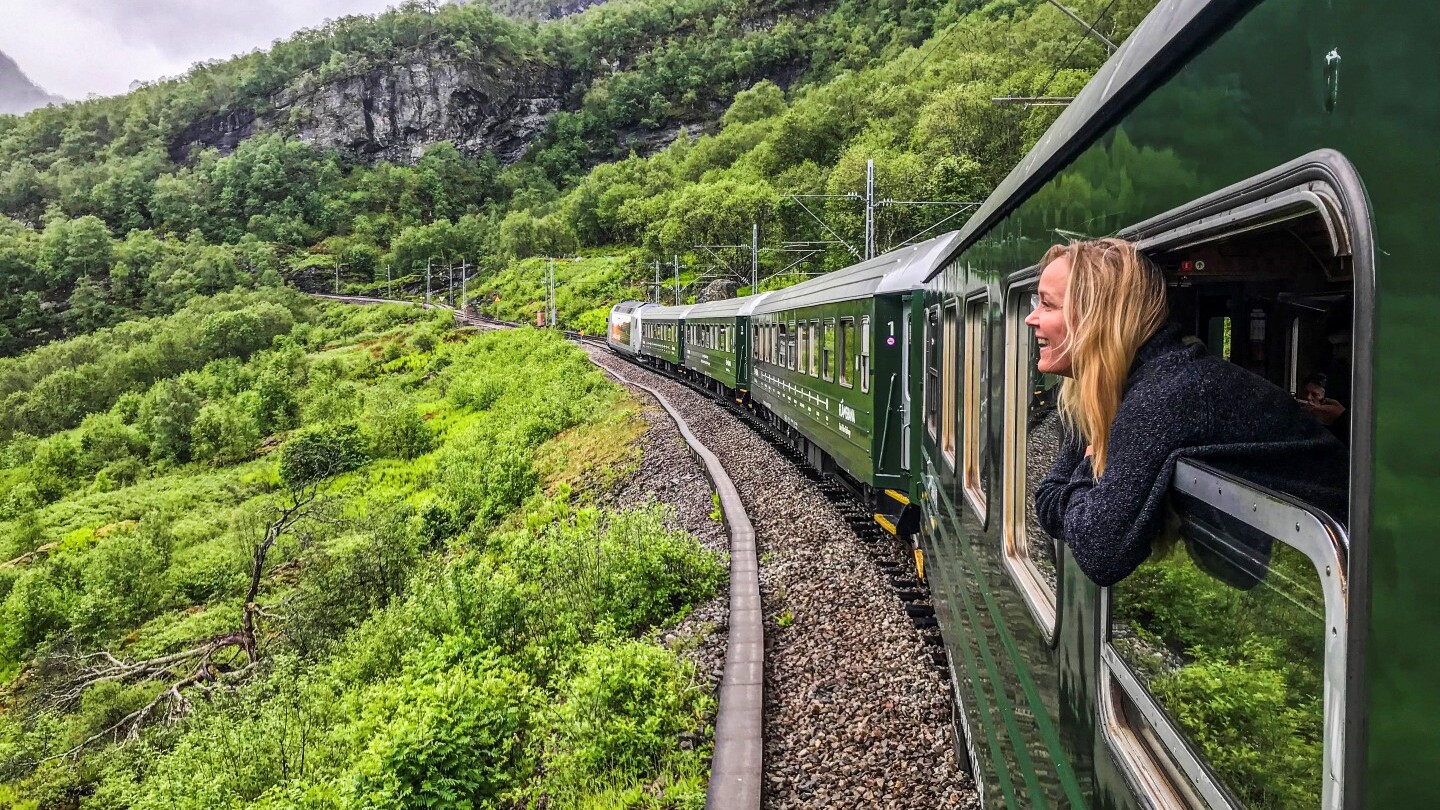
[{"x1": 0, "y1": 49, "x2": 62, "y2": 115}]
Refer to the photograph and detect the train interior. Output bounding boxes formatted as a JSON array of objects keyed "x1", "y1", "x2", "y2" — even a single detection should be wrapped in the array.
[{"x1": 1150, "y1": 207, "x2": 1355, "y2": 450}]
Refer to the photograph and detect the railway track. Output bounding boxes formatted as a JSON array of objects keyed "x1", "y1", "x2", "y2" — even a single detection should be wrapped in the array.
[{"x1": 314, "y1": 293, "x2": 970, "y2": 807}]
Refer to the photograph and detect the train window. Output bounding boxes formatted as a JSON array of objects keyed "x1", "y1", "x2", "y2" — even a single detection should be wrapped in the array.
[
  {"x1": 821, "y1": 319, "x2": 835, "y2": 381},
  {"x1": 859, "y1": 317, "x2": 871, "y2": 394},
  {"x1": 838, "y1": 317, "x2": 855, "y2": 388},
  {"x1": 1102, "y1": 461, "x2": 1348, "y2": 810},
  {"x1": 788, "y1": 321, "x2": 798, "y2": 371},
  {"x1": 809, "y1": 321, "x2": 819, "y2": 376},
  {"x1": 778, "y1": 323, "x2": 788, "y2": 368},
  {"x1": 797, "y1": 321, "x2": 808, "y2": 375},
  {"x1": 1098, "y1": 154, "x2": 1369, "y2": 810},
  {"x1": 1002, "y1": 284, "x2": 1061, "y2": 636},
  {"x1": 941, "y1": 302, "x2": 959, "y2": 466},
  {"x1": 924, "y1": 306, "x2": 940, "y2": 439},
  {"x1": 962, "y1": 296, "x2": 990, "y2": 518}
]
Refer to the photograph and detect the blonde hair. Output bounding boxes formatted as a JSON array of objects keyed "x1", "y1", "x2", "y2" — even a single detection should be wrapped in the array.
[{"x1": 1044, "y1": 238, "x2": 1168, "y2": 478}]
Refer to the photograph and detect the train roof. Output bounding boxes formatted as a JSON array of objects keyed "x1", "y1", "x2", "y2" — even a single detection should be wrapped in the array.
[
  {"x1": 753, "y1": 231, "x2": 963, "y2": 313},
  {"x1": 922, "y1": 0, "x2": 1250, "y2": 281},
  {"x1": 685, "y1": 292, "x2": 774, "y2": 320},
  {"x1": 637, "y1": 304, "x2": 693, "y2": 322},
  {"x1": 611, "y1": 300, "x2": 647, "y2": 315}
]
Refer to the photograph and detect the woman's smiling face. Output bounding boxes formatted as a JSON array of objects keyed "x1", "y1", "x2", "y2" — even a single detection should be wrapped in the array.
[{"x1": 1025, "y1": 256, "x2": 1073, "y2": 376}]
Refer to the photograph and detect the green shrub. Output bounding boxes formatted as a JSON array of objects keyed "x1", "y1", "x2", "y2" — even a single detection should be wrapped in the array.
[
  {"x1": 191, "y1": 401, "x2": 262, "y2": 465},
  {"x1": 545, "y1": 641, "x2": 710, "y2": 799},
  {"x1": 278, "y1": 423, "x2": 369, "y2": 489},
  {"x1": 348, "y1": 663, "x2": 537, "y2": 809},
  {"x1": 0, "y1": 569, "x2": 67, "y2": 663},
  {"x1": 436, "y1": 439, "x2": 537, "y2": 528},
  {"x1": 360, "y1": 384, "x2": 433, "y2": 460},
  {"x1": 538, "y1": 504, "x2": 725, "y2": 638}
]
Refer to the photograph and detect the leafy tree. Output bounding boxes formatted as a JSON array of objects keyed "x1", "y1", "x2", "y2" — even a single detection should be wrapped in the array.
[{"x1": 139, "y1": 376, "x2": 202, "y2": 462}]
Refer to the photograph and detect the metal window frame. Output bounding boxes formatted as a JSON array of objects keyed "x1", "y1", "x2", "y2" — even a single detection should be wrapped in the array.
[
  {"x1": 838, "y1": 316, "x2": 855, "y2": 388},
  {"x1": 1101, "y1": 148, "x2": 1373, "y2": 810},
  {"x1": 1001, "y1": 275, "x2": 1061, "y2": 643},
  {"x1": 940, "y1": 301, "x2": 960, "y2": 466},
  {"x1": 962, "y1": 292, "x2": 990, "y2": 524},
  {"x1": 860, "y1": 316, "x2": 871, "y2": 394},
  {"x1": 1099, "y1": 459, "x2": 1349, "y2": 810}
]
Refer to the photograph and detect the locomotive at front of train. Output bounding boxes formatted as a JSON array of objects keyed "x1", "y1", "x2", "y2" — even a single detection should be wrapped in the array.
[
  {"x1": 910, "y1": 0, "x2": 1433, "y2": 807},
  {"x1": 607, "y1": 300, "x2": 647, "y2": 356}
]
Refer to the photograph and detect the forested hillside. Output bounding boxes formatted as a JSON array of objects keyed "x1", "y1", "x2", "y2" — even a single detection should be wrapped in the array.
[
  {"x1": 0, "y1": 0, "x2": 1158, "y2": 356},
  {"x1": 0, "y1": 296, "x2": 725, "y2": 806}
]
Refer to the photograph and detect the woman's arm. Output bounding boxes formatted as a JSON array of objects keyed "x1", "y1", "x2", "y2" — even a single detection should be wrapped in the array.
[
  {"x1": 1037, "y1": 400, "x2": 1201, "y2": 586},
  {"x1": 1034, "y1": 432, "x2": 1087, "y2": 538}
]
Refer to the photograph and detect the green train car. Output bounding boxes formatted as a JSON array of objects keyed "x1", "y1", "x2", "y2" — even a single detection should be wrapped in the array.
[
  {"x1": 635, "y1": 303, "x2": 690, "y2": 370},
  {"x1": 681, "y1": 293, "x2": 772, "y2": 398},
  {"x1": 749, "y1": 232, "x2": 961, "y2": 498},
  {"x1": 913, "y1": 0, "x2": 1437, "y2": 807}
]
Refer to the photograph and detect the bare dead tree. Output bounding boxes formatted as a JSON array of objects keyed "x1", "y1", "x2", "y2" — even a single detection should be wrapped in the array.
[{"x1": 30, "y1": 477, "x2": 331, "y2": 762}]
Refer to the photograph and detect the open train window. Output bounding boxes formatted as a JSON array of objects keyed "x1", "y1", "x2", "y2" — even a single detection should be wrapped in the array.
[
  {"x1": 789, "y1": 321, "x2": 798, "y2": 371},
  {"x1": 1100, "y1": 151, "x2": 1368, "y2": 810},
  {"x1": 962, "y1": 295, "x2": 991, "y2": 521},
  {"x1": 1002, "y1": 282, "x2": 1062, "y2": 639},
  {"x1": 941, "y1": 302, "x2": 959, "y2": 466},
  {"x1": 839, "y1": 317, "x2": 855, "y2": 388},
  {"x1": 778, "y1": 322, "x2": 788, "y2": 368}
]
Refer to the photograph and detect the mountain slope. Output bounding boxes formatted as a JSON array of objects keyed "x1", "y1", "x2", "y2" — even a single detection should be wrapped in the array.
[{"x1": 0, "y1": 51, "x2": 62, "y2": 116}]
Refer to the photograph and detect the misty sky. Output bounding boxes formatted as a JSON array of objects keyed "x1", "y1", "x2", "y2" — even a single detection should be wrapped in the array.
[{"x1": 0, "y1": 0, "x2": 408, "y2": 100}]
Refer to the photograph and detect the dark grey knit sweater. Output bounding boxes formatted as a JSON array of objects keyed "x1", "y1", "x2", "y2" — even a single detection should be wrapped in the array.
[{"x1": 1034, "y1": 322, "x2": 1349, "y2": 587}]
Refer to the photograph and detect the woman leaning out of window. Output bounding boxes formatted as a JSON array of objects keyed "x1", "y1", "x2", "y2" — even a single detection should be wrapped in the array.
[{"x1": 1028, "y1": 239, "x2": 1348, "y2": 587}]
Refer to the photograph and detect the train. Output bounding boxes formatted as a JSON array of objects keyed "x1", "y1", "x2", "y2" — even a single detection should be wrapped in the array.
[{"x1": 607, "y1": 0, "x2": 1439, "y2": 806}]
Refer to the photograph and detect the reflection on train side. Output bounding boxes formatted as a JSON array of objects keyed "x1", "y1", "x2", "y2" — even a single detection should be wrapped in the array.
[{"x1": 1108, "y1": 488, "x2": 1332, "y2": 809}]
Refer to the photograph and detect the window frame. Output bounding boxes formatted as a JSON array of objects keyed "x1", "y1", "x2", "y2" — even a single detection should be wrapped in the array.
[
  {"x1": 860, "y1": 317, "x2": 871, "y2": 394},
  {"x1": 924, "y1": 304, "x2": 941, "y2": 441},
  {"x1": 1099, "y1": 460, "x2": 1349, "y2": 810},
  {"x1": 962, "y1": 294, "x2": 990, "y2": 522},
  {"x1": 838, "y1": 316, "x2": 855, "y2": 388},
  {"x1": 1100, "y1": 149, "x2": 1374, "y2": 810},
  {"x1": 1000, "y1": 279, "x2": 1059, "y2": 640},
  {"x1": 941, "y1": 301, "x2": 959, "y2": 467},
  {"x1": 821, "y1": 318, "x2": 836, "y2": 382}
]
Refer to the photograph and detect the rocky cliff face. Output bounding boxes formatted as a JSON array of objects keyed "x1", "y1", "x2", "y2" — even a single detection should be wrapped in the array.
[
  {"x1": 170, "y1": 52, "x2": 569, "y2": 165},
  {"x1": 274, "y1": 57, "x2": 568, "y2": 165},
  {"x1": 0, "y1": 50, "x2": 63, "y2": 116}
]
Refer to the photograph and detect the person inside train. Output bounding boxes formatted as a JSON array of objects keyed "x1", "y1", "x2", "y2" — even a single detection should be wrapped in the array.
[
  {"x1": 1026, "y1": 238, "x2": 1349, "y2": 587},
  {"x1": 1298, "y1": 372, "x2": 1347, "y2": 428}
]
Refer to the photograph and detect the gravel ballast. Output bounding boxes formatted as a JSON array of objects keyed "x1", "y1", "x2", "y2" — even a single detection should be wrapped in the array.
[{"x1": 587, "y1": 347, "x2": 977, "y2": 810}]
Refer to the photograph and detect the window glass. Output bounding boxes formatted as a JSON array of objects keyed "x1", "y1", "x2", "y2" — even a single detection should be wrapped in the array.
[
  {"x1": 1003, "y1": 288, "x2": 1060, "y2": 632},
  {"x1": 822, "y1": 319, "x2": 836, "y2": 381},
  {"x1": 1109, "y1": 487, "x2": 1337, "y2": 809},
  {"x1": 924, "y1": 306, "x2": 940, "y2": 438},
  {"x1": 942, "y1": 303, "x2": 959, "y2": 464},
  {"x1": 797, "y1": 321, "x2": 808, "y2": 375},
  {"x1": 839, "y1": 317, "x2": 855, "y2": 387},
  {"x1": 963, "y1": 299, "x2": 991, "y2": 513},
  {"x1": 788, "y1": 322, "x2": 798, "y2": 371},
  {"x1": 778, "y1": 322, "x2": 788, "y2": 368},
  {"x1": 809, "y1": 321, "x2": 819, "y2": 376},
  {"x1": 860, "y1": 317, "x2": 871, "y2": 394}
]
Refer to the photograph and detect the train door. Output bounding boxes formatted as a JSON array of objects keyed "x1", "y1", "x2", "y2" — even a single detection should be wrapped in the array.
[{"x1": 901, "y1": 294, "x2": 913, "y2": 470}]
